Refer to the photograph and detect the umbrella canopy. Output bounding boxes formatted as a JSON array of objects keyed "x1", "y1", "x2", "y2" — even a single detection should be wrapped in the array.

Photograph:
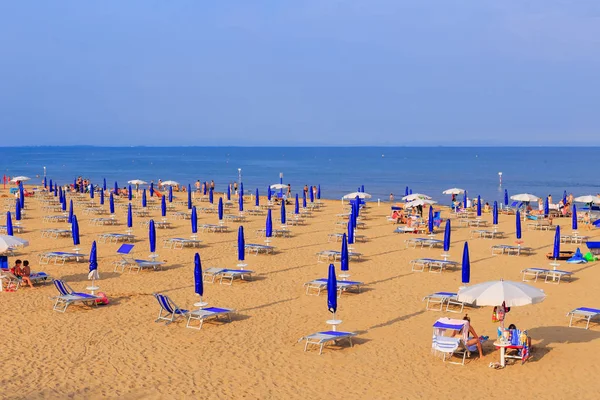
[
  {"x1": 150, "y1": 182, "x2": 154, "y2": 196},
  {"x1": 347, "y1": 218, "x2": 355, "y2": 245},
  {"x1": 227, "y1": 185, "x2": 231, "y2": 201},
  {"x1": 161, "y1": 195, "x2": 167, "y2": 217},
  {"x1": 266, "y1": 209, "x2": 273, "y2": 238},
  {"x1": 493, "y1": 201, "x2": 498, "y2": 225},
  {"x1": 62, "y1": 196, "x2": 67, "y2": 211},
  {"x1": 5, "y1": 212, "x2": 13, "y2": 236},
  {"x1": 238, "y1": 192, "x2": 244, "y2": 212},
  {"x1": 162, "y1": 180, "x2": 179, "y2": 186},
  {"x1": 89, "y1": 241, "x2": 98, "y2": 274},
  {"x1": 327, "y1": 264, "x2": 337, "y2": 314},
  {"x1": 456, "y1": 280, "x2": 546, "y2": 307},
  {"x1": 10, "y1": 176, "x2": 30, "y2": 182},
  {"x1": 428, "y1": 206, "x2": 434, "y2": 233},
  {"x1": 255, "y1": 188, "x2": 259, "y2": 207},
  {"x1": 100, "y1": 188, "x2": 105, "y2": 205},
  {"x1": 476, "y1": 195, "x2": 482, "y2": 217},
  {"x1": 310, "y1": 187, "x2": 314, "y2": 203},
  {"x1": 237, "y1": 226, "x2": 245, "y2": 262},
  {"x1": 402, "y1": 193, "x2": 431, "y2": 201},
  {"x1": 443, "y1": 220, "x2": 451, "y2": 252},
  {"x1": 573, "y1": 195, "x2": 600, "y2": 204},
  {"x1": 504, "y1": 189, "x2": 509, "y2": 206},
  {"x1": 89, "y1": 186, "x2": 94, "y2": 199},
  {"x1": 516, "y1": 211, "x2": 522, "y2": 239},
  {"x1": 405, "y1": 199, "x2": 437, "y2": 208},
  {"x1": 127, "y1": 179, "x2": 147, "y2": 185},
  {"x1": 405, "y1": 186, "x2": 409, "y2": 196},
  {"x1": 270, "y1": 183, "x2": 287, "y2": 190},
  {"x1": 209, "y1": 188, "x2": 214, "y2": 204},
  {"x1": 218, "y1": 198, "x2": 224, "y2": 221},
  {"x1": 127, "y1": 204, "x2": 133, "y2": 228},
  {"x1": 72, "y1": 215, "x2": 80, "y2": 246},
  {"x1": 462, "y1": 242, "x2": 470, "y2": 285},
  {"x1": 109, "y1": 193, "x2": 115, "y2": 214},
  {"x1": 54, "y1": 186, "x2": 57, "y2": 197},
  {"x1": 552, "y1": 226, "x2": 561, "y2": 260},
  {"x1": 142, "y1": 189, "x2": 147, "y2": 207},
  {"x1": 168, "y1": 186, "x2": 173, "y2": 203},
  {"x1": 281, "y1": 201, "x2": 286, "y2": 224},
  {"x1": 572, "y1": 204, "x2": 578, "y2": 230},
  {"x1": 191, "y1": 206, "x2": 197, "y2": 234},
  {"x1": 203, "y1": 183, "x2": 208, "y2": 195},
  {"x1": 342, "y1": 192, "x2": 371, "y2": 199},
  {"x1": 194, "y1": 253, "x2": 203, "y2": 297},
  {"x1": 68, "y1": 200, "x2": 73, "y2": 223},
  {"x1": 240, "y1": 183, "x2": 244, "y2": 197},
  {"x1": 341, "y1": 233, "x2": 349, "y2": 272},
  {"x1": 188, "y1": 185, "x2": 192, "y2": 209},
  {"x1": 0, "y1": 235, "x2": 29, "y2": 253},
  {"x1": 317, "y1": 185, "x2": 321, "y2": 199},
  {"x1": 149, "y1": 220, "x2": 156, "y2": 253},
  {"x1": 442, "y1": 188, "x2": 465, "y2": 195},
  {"x1": 295, "y1": 194, "x2": 299, "y2": 214},
  {"x1": 15, "y1": 199, "x2": 21, "y2": 221},
  {"x1": 510, "y1": 193, "x2": 539, "y2": 202},
  {"x1": 128, "y1": 185, "x2": 132, "y2": 201}
]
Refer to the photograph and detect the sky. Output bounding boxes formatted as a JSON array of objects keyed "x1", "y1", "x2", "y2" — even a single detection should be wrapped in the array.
[{"x1": 1, "y1": 0, "x2": 599, "y2": 146}]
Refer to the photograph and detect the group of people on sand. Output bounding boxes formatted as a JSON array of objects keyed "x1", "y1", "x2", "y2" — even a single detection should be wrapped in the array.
[{"x1": 8, "y1": 259, "x2": 35, "y2": 289}]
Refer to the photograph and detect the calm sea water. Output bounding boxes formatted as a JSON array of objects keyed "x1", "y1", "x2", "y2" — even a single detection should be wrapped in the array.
[{"x1": 1, "y1": 147, "x2": 599, "y2": 204}]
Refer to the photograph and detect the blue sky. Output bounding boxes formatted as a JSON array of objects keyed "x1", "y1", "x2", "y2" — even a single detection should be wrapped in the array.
[{"x1": 1, "y1": 1, "x2": 599, "y2": 146}]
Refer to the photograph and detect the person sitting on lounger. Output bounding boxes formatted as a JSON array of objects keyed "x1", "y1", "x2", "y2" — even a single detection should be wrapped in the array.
[
  {"x1": 17, "y1": 260, "x2": 35, "y2": 289},
  {"x1": 453, "y1": 314, "x2": 484, "y2": 359},
  {"x1": 10, "y1": 259, "x2": 22, "y2": 276}
]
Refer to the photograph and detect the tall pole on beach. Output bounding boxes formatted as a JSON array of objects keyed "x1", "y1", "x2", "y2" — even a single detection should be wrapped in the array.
[{"x1": 280, "y1": 172, "x2": 283, "y2": 198}]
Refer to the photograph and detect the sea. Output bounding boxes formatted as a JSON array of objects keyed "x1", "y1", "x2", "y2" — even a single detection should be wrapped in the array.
[{"x1": 1, "y1": 146, "x2": 599, "y2": 205}]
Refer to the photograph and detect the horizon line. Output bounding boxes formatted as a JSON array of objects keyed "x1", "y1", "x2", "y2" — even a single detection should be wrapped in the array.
[{"x1": 1, "y1": 144, "x2": 600, "y2": 149}]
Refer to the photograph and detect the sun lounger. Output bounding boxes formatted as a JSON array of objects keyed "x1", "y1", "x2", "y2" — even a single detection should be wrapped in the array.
[
  {"x1": 304, "y1": 278, "x2": 363, "y2": 297},
  {"x1": 316, "y1": 250, "x2": 362, "y2": 263},
  {"x1": 42, "y1": 215, "x2": 69, "y2": 223},
  {"x1": 98, "y1": 233, "x2": 135, "y2": 243},
  {"x1": 40, "y1": 228, "x2": 72, "y2": 239},
  {"x1": 0, "y1": 268, "x2": 52, "y2": 290},
  {"x1": 410, "y1": 258, "x2": 459, "y2": 273},
  {"x1": 89, "y1": 217, "x2": 118, "y2": 226},
  {"x1": 328, "y1": 232, "x2": 366, "y2": 242},
  {"x1": 567, "y1": 307, "x2": 600, "y2": 329},
  {"x1": 501, "y1": 201, "x2": 522, "y2": 215},
  {"x1": 245, "y1": 243, "x2": 275, "y2": 255},
  {"x1": 0, "y1": 225, "x2": 25, "y2": 234},
  {"x1": 200, "y1": 224, "x2": 228, "y2": 233},
  {"x1": 119, "y1": 257, "x2": 165, "y2": 273},
  {"x1": 298, "y1": 331, "x2": 357, "y2": 354},
  {"x1": 153, "y1": 293, "x2": 189, "y2": 325},
  {"x1": 586, "y1": 242, "x2": 600, "y2": 255},
  {"x1": 173, "y1": 211, "x2": 191, "y2": 220},
  {"x1": 491, "y1": 245, "x2": 533, "y2": 256},
  {"x1": 224, "y1": 214, "x2": 246, "y2": 222},
  {"x1": 186, "y1": 306, "x2": 236, "y2": 330},
  {"x1": 560, "y1": 234, "x2": 589, "y2": 244},
  {"x1": 39, "y1": 252, "x2": 85, "y2": 265},
  {"x1": 51, "y1": 279, "x2": 101, "y2": 312},
  {"x1": 140, "y1": 220, "x2": 171, "y2": 229},
  {"x1": 255, "y1": 228, "x2": 291, "y2": 238},
  {"x1": 405, "y1": 238, "x2": 443, "y2": 249},
  {"x1": 422, "y1": 292, "x2": 465, "y2": 312},
  {"x1": 470, "y1": 229, "x2": 504, "y2": 239},
  {"x1": 203, "y1": 267, "x2": 253, "y2": 285},
  {"x1": 394, "y1": 226, "x2": 418, "y2": 234},
  {"x1": 162, "y1": 237, "x2": 203, "y2": 249},
  {"x1": 521, "y1": 267, "x2": 573, "y2": 284}
]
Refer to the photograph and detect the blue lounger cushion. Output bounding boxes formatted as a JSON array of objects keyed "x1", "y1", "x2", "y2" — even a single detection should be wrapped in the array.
[
  {"x1": 576, "y1": 307, "x2": 600, "y2": 314},
  {"x1": 71, "y1": 292, "x2": 99, "y2": 299},
  {"x1": 202, "y1": 307, "x2": 230, "y2": 313},
  {"x1": 320, "y1": 331, "x2": 353, "y2": 337}
]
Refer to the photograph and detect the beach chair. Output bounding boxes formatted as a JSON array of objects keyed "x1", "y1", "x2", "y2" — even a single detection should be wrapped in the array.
[
  {"x1": 153, "y1": 293, "x2": 189, "y2": 325},
  {"x1": 298, "y1": 331, "x2": 357, "y2": 355},
  {"x1": 0, "y1": 268, "x2": 52, "y2": 290},
  {"x1": 203, "y1": 267, "x2": 253, "y2": 285},
  {"x1": 432, "y1": 319, "x2": 470, "y2": 365},
  {"x1": 567, "y1": 307, "x2": 600, "y2": 329},
  {"x1": 304, "y1": 278, "x2": 363, "y2": 297},
  {"x1": 51, "y1": 279, "x2": 101, "y2": 312},
  {"x1": 186, "y1": 306, "x2": 235, "y2": 330},
  {"x1": 521, "y1": 268, "x2": 573, "y2": 284},
  {"x1": 39, "y1": 252, "x2": 85, "y2": 265},
  {"x1": 422, "y1": 292, "x2": 464, "y2": 312}
]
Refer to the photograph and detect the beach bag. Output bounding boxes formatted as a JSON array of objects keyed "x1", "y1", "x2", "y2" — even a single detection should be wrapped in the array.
[{"x1": 95, "y1": 292, "x2": 109, "y2": 305}]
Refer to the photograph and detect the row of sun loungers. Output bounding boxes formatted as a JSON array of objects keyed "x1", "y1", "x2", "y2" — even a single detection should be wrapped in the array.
[
  {"x1": 39, "y1": 252, "x2": 85, "y2": 265},
  {"x1": 255, "y1": 228, "x2": 291, "y2": 238},
  {"x1": 470, "y1": 229, "x2": 504, "y2": 239},
  {"x1": 491, "y1": 244, "x2": 533, "y2": 256},
  {"x1": 405, "y1": 238, "x2": 443, "y2": 249},
  {"x1": 560, "y1": 234, "x2": 588, "y2": 244},
  {"x1": 98, "y1": 233, "x2": 135, "y2": 244},
  {"x1": 316, "y1": 250, "x2": 362, "y2": 263},
  {"x1": 89, "y1": 217, "x2": 118, "y2": 226},
  {"x1": 521, "y1": 268, "x2": 573, "y2": 284},
  {"x1": 41, "y1": 228, "x2": 72, "y2": 239},
  {"x1": 43, "y1": 215, "x2": 69, "y2": 223},
  {"x1": 200, "y1": 224, "x2": 228, "y2": 233},
  {"x1": 162, "y1": 237, "x2": 202, "y2": 249},
  {"x1": 203, "y1": 267, "x2": 253, "y2": 285},
  {"x1": 304, "y1": 278, "x2": 363, "y2": 297},
  {"x1": 411, "y1": 258, "x2": 458, "y2": 273},
  {"x1": 245, "y1": 243, "x2": 275, "y2": 255}
]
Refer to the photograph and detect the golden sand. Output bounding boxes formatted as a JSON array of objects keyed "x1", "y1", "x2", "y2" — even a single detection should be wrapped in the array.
[{"x1": 2, "y1": 188, "x2": 600, "y2": 399}]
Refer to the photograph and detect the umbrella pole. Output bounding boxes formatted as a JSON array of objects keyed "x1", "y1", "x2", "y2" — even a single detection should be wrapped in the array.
[{"x1": 194, "y1": 295, "x2": 208, "y2": 308}]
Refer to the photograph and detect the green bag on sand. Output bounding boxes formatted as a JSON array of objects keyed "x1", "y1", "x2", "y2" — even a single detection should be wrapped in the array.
[{"x1": 584, "y1": 252, "x2": 597, "y2": 262}]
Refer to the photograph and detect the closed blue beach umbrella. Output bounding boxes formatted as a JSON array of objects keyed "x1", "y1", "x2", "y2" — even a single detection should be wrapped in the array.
[
  {"x1": 516, "y1": 211, "x2": 522, "y2": 239},
  {"x1": 563, "y1": 190, "x2": 567, "y2": 206},
  {"x1": 90, "y1": 185, "x2": 94, "y2": 199},
  {"x1": 149, "y1": 220, "x2": 156, "y2": 253},
  {"x1": 295, "y1": 194, "x2": 299, "y2": 214},
  {"x1": 552, "y1": 226, "x2": 561, "y2": 260},
  {"x1": 127, "y1": 203, "x2": 133, "y2": 228},
  {"x1": 493, "y1": 201, "x2": 498, "y2": 225},
  {"x1": 443, "y1": 219, "x2": 451, "y2": 252},
  {"x1": 544, "y1": 198, "x2": 549, "y2": 216},
  {"x1": 161, "y1": 195, "x2": 167, "y2": 217},
  {"x1": 463, "y1": 190, "x2": 467, "y2": 208},
  {"x1": 89, "y1": 241, "x2": 98, "y2": 274},
  {"x1": 109, "y1": 193, "x2": 115, "y2": 214},
  {"x1": 462, "y1": 242, "x2": 470, "y2": 285},
  {"x1": 100, "y1": 188, "x2": 104, "y2": 205},
  {"x1": 188, "y1": 185, "x2": 192, "y2": 209},
  {"x1": 6, "y1": 212, "x2": 13, "y2": 236},
  {"x1": 477, "y1": 195, "x2": 481, "y2": 217},
  {"x1": 114, "y1": 181, "x2": 118, "y2": 194},
  {"x1": 49, "y1": 179, "x2": 53, "y2": 191},
  {"x1": 317, "y1": 185, "x2": 321, "y2": 199},
  {"x1": 150, "y1": 182, "x2": 154, "y2": 197},
  {"x1": 281, "y1": 201, "x2": 286, "y2": 224},
  {"x1": 218, "y1": 197, "x2": 224, "y2": 221},
  {"x1": 238, "y1": 192, "x2": 244, "y2": 212},
  {"x1": 266, "y1": 209, "x2": 272, "y2": 238},
  {"x1": 19, "y1": 184, "x2": 24, "y2": 208},
  {"x1": 72, "y1": 215, "x2": 80, "y2": 246},
  {"x1": 409, "y1": 189, "x2": 413, "y2": 195},
  {"x1": 191, "y1": 206, "x2": 197, "y2": 234},
  {"x1": 68, "y1": 200, "x2": 73, "y2": 223},
  {"x1": 203, "y1": 183, "x2": 207, "y2": 195},
  {"x1": 209, "y1": 188, "x2": 214, "y2": 204},
  {"x1": 128, "y1": 185, "x2": 132, "y2": 201},
  {"x1": 303, "y1": 192, "x2": 307, "y2": 208},
  {"x1": 267, "y1": 186, "x2": 272, "y2": 201},
  {"x1": 15, "y1": 200, "x2": 21, "y2": 221},
  {"x1": 327, "y1": 264, "x2": 337, "y2": 315},
  {"x1": 405, "y1": 186, "x2": 409, "y2": 197},
  {"x1": 54, "y1": 186, "x2": 58, "y2": 197},
  {"x1": 194, "y1": 252, "x2": 203, "y2": 298},
  {"x1": 227, "y1": 185, "x2": 231, "y2": 201},
  {"x1": 240, "y1": 183, "x2": 244, "y2": 197},
  {"x1": 428, "y1": 206, "x2": 434, "y2": 233},
  {"x1": 73, "y1": 178, "x2": 77, "y2": 191},
  {"x1": 572, "y1": 205, "x2": 578, "y2": 230},
  {"x1": 361, "y1": 185, "x2": 365, "y2": 193},
  {"x1": 341, "y1": 233, "x2": 349, "y2": 272},
  {"x1": 43, "y1": 176, "x2": 47, "y2": 188},
  {"x1": 237, "y1": 226, "x2": 245, "y2": 263},
  {"x1": 59, "y1": 187, "x2": 63, "y2": 203},
  {"x1": 80, "y1": 181, "x2": 84, "y2": 193},
  {"x1": 347, "y1": 218, "x2": 355, "y2": 245},
  {"x1": 103, "y1": 178, "x2": 107, "y2": 191},
  {"x1": 310, "y1": 187, "x2": 314, "y2": 203},
  {"x1": 168, "y1": 186, "x2": 173, "y2": 203},
  {"x1": 61, "y1": 196, "x2": 67, "y2": 212},
  {"x1": 504, "y1": 189, "x2": 509, "y2": 206},
  {"x1": 142, "y1": 189, "x2": 147, "y2": 207},
  {"x1": 255, "y1": 188, "x2": 259, "y2": 207}
]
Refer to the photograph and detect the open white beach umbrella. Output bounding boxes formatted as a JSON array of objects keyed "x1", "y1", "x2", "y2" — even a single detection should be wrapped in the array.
[
  {"x1": 573, "y1": 195, "x2": 600, "y2": 204},
  {"x1": 456, "y1": 280, "x2": 545, "y2": 307},
  {"x1": 10, "y1": 176, "x2": 31, "y2": 182},
  {"x1": 270, "y1": 184, "x2": 287, "y2": 190},
  {"x1": 442, "y1": 188, "x2": 465, "y2": 195},
  {"x1": 510, "y1": 193, "x2": 539, "y2": 202},
  {"x1": 0, "y1": 235, "x2": 29, "y2": 253},
  {"x1": 342, "y1": 192, "x2": 372, "y2": 199},
  {"x1": 402, "y1": 193, "x2": 432, "y2": 201},
  {"x1": 404, "y1": 199, "x2": 437, "y2": 208},
  {"x1": 127, "y1": 179, "x2": 147, "y2": 185},
  {"x1": 161, "y1": 180, "x2": 180, "y2": 186}
]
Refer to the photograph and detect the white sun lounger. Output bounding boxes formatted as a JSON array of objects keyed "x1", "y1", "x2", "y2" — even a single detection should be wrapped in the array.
[
  {"x1": 405, "y1": 238, "x2": 443, "y2": 249},
  {"x1": 304, "y1": 278, "x2": 363, "y2": 297},
  {"x1": 316, "y1": 250, "x2": 362, "y2": 263},
  {"x1": 39, "y1": 252, "x2": 85, "y2": 265},
  {"x1": 245, "y1": 243, "x2": 275, "y2": 255},
  {"x1": 521, "y1": 268, "x2": 573, "y2": 284},
  {"x1": 98, "y1": 233, "x2": 135, "y2": 243},
  {"x1": 567, "y1": 307, "x2": 600, "y2": 329},
  {"x1": 328, "y1": 232, "x2": 366, "y2": 242},
  {"x1": 422, "y1": 292, "x2": 465, "y2": 312},
  {"x1": 89, "y1": 217, "x2": 117, "y2": 226},
  {"x1": 410, "y1": 258, "x2": 459, "y2": 273},
  {"x1": 186, "y1": 306, "x2": 236, "y2": 330},
  {"x1": 491, "y1": 245, "x2": 533, "y2": 256},
  {"x1": 117, "y1": 257, "x2": 165, "y2": 273},
  {"x1": 162, "y1": 237, "x2": 203, "y2": 249},
  {"x1": 43, "y1": 215, "x2": 69, "y2": 223},
  {"x1": 200, "y1": 224, "x2": 228, "y2": 233},
  {"x1": 41, "y1": 228, "x2": 72, "y2": 239},
  {"x1": 203, "y1": 267, "x2": 253, "y2": 285},
  {"x1": 298, "y1": 331, "x2": 357, "y2": 354},
  {"x1": 0, "y1": 225, "x2": 25, "y2": 234}
]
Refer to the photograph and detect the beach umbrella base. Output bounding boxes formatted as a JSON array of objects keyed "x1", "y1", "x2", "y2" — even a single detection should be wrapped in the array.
[
  {"x1": 237, "y1": 262, "x2": 248, "y2": 268},
  {"x1": 339, "y1": 273, "x2": 350, "y2": 281},
  {"x1": 441, "y1": 252, "x2": 450, "y2": 261},
  {"x1": 194, "y1": 296, "x2": 208, "y2": 308},
  {"x1": 326, "y1": 319, "x2": 342, "y2": 332},
  {"x1": 149, "y1": 253, "x2": 159, "y2": 261},
  {"x1": 86, "y1": 285, "x2": 100, "y2": 295}
]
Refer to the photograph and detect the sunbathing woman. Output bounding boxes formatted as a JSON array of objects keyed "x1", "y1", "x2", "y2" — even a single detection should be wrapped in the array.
[{"x1": 454, "y1": 314, "x2": 484, "y2": 359}]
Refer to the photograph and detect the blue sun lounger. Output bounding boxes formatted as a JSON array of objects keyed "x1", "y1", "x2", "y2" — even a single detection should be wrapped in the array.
[
  {"x1": 51, "y1": 279, "x2": 101, "y2": 312},
  {"x1": 410, "y1": 258, "x2": 459, "y2": 273},
  {"x1": 154, "y1": 293, "x2": 189, "y2": 324},
  {"x1": 298, "y1": 330, "x2": 357, "y2": 354},
  {"x1": 1, "y1": 268, "x2": 52, "y2": 290},
  {"x1": 567, "y1": 307, "x2": 600, "y2": 329},
  {"x1": 186, "y1": 307, "x2": 235, "y2": 330}
]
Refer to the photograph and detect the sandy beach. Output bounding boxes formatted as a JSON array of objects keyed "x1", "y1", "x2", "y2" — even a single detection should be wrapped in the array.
[{"x1": 2, "y1": 186, "x2": 600, "y2": 399}]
